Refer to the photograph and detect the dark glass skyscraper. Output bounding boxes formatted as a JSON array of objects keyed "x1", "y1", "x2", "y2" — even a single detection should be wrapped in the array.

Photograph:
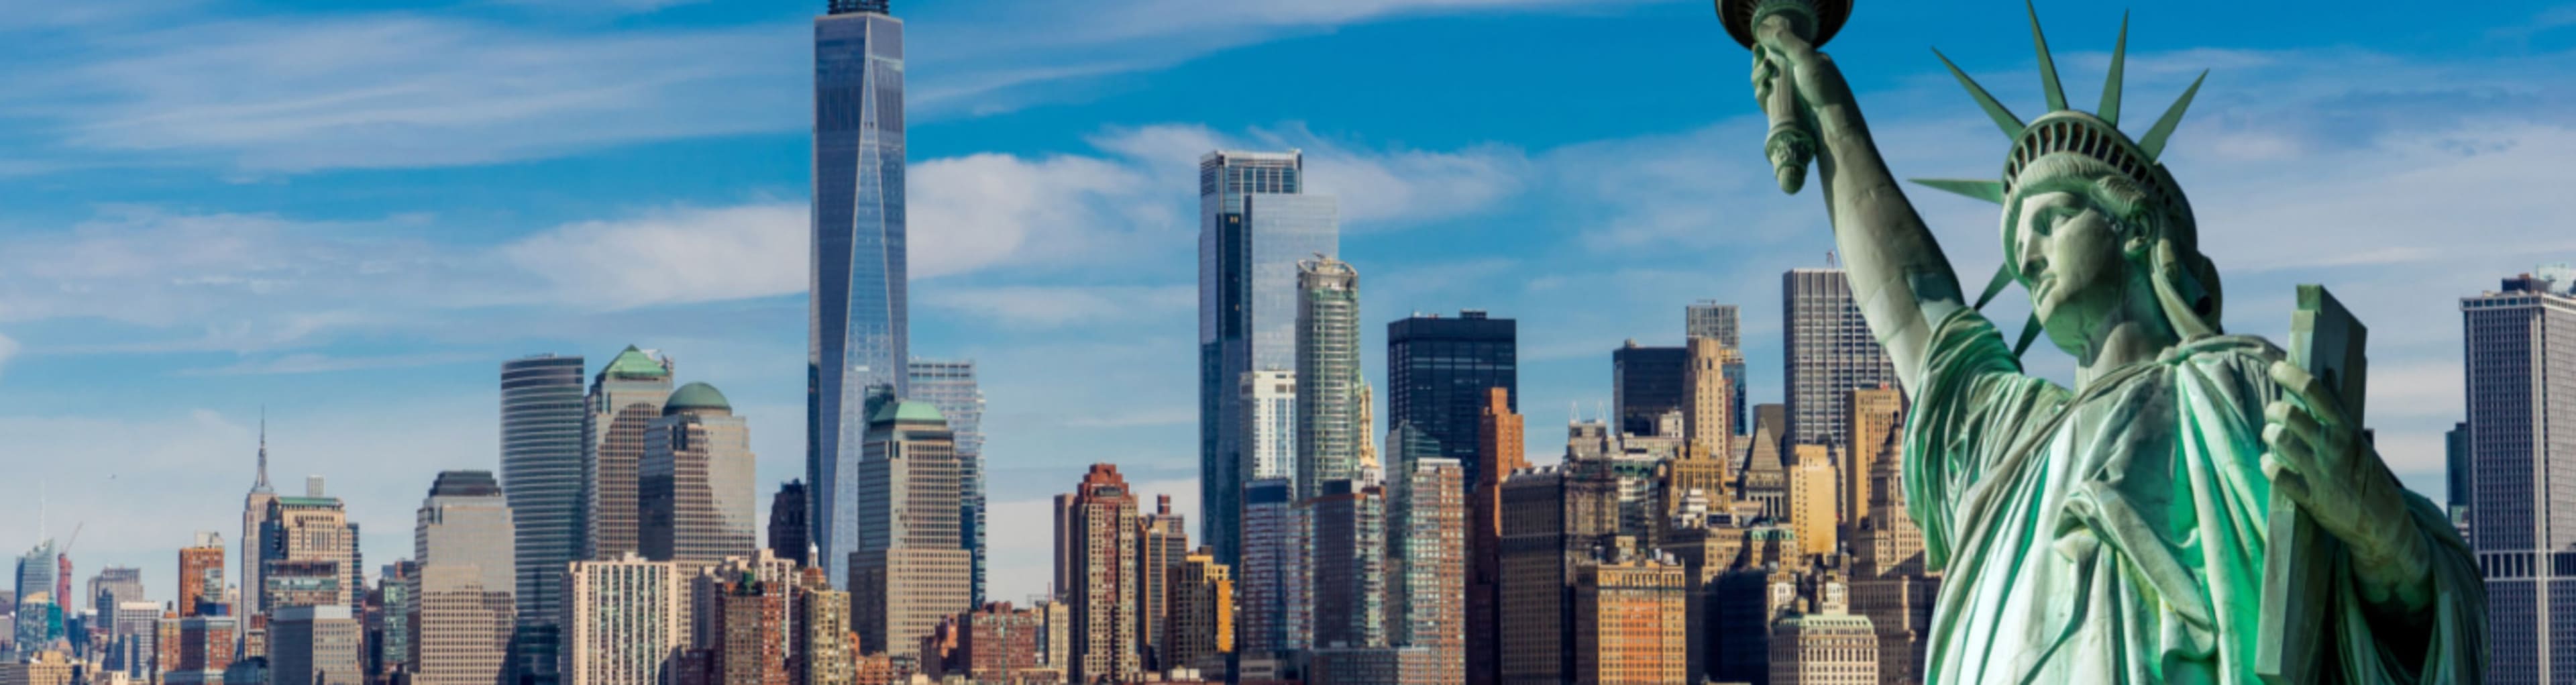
[
  {"x1": 1386, "y1": 311, "x2": 1517, "y2": 486},
  {"x1": 812, "y1": 0, "x2": 908, "y2": 586},
  {"x1": 499, "y1": 354, "x2": 583, "y2": 685},
  {"x1": 1198, "y1": 150, "x2": 1337, "y2": 566},
  {"x1": 1611, "y1": 342, "x2": 1688, "y2": 437}
]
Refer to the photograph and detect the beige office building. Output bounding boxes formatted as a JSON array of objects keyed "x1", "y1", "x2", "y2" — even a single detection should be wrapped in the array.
[
  {"x1": 413, "y1": 471, "x2": 516, "y2": 685},
  {"x1": 562, "y1": 556, "x2": 686, "y2": 685},
  {"x1": 640, "y1": 382, "x2": 758, "y2": 568}
]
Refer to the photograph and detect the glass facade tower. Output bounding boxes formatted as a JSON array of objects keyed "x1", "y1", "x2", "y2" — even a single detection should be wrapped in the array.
[
  {"x1": 1387, "y1": 311, "x2": 1517, "y2": 488},
  {"x1": 1198, "y1": 150, "x2": 1337, "y2": 566},
  {"x1": 500, "y1": 354, "x2": 583, "y2": 685},
  {"x1": 812, "y1": 0, "x2": 908, "y2": 586}
]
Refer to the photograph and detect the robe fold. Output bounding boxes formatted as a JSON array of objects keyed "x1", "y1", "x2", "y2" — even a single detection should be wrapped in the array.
[{"x1": 1904, "y1": 309, "x2": 2485, "y2": 684}]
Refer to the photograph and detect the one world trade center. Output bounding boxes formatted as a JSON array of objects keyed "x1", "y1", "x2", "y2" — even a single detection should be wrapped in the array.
[{"x1": 811, "y1": 0, "x2": 906, "y2": 585}]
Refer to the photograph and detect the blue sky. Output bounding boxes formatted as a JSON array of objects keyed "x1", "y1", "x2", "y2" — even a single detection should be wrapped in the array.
[{"x1": 4, "y1": 0, "x2": 2575, "y2": 606}]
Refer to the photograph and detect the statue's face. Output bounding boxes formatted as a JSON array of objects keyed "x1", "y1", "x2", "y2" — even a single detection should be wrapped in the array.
[{"x1": 2012, "y1": 189, "x2": 2135, "y2": 352}]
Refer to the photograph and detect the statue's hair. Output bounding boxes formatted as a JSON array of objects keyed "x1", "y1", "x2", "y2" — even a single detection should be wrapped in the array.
[{"x1": 2004, "y1": 154, "x2": 2224, "y2": 338}]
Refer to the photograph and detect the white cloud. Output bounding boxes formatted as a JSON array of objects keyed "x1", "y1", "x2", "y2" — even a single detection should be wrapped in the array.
[
  {"x1": 26, "y1": 15, "x2": 798, "y2": 170},
  {"x1": 504, "y1": 203, "x2": 808, "y2": 309},
  {"x1": 909, "y1": 0, "x2": 1664, "y2": 118},
  {"x1": 177, "y1": 352, "x2": 484, "y2": 377},
  {"x1": 908, "y1": 153, "x2": 1167, "y2": 278}
]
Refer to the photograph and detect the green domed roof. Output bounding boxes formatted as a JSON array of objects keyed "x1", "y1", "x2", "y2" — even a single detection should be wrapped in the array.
[
  {"x1": 664, "y1": 382, "x2": 731, "y2": 414},
  {"x1": 867, "y1": 398, "x2": 946, "y2": 425},
  {"x1": 603, "y1": 345, "x2": 669, "y2": 378}
]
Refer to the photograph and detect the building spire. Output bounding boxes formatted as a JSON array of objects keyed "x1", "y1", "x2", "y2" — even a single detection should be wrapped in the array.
[{"x1": 254, "y1": 407, "x2": 273, "y2": 493}]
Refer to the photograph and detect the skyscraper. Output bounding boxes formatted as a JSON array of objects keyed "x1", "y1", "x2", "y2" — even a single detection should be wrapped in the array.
[
  {"x1": 1308, "y1": 481, "x2": 1385, "y2": 651},
  {"x1": 1235, "y1": 478, "x2": 1303, "y2": 660},
  {"x1": 1684, "y1": 302, "x2": 1749, "y2": 437},
  {"x1": 1787, "y1": 447, "x2": 1838, "y2": 559},
  {"x1": 1199, "y1": 149, "x2": 1339, "y2": 566},
  {"x1": 1163, "y1": 550, "x2": 1234, "y2": 674},
  {"x1": 1840, "y1": 385, "x2": 1902, "y2": 535},
  {"x1": 1054, "y1": 464, "x2": 1140, "y2": 684},
  {"x1": 179, "y1": 534, "x2": 225, "y2": 617},
  {"x1": 1242, "y1": 370, "x2": 1298, "y2": 483},
  {"x1": 270, "y1": 605, "x2": 363, "y2": 685},
  {"x1": 260, "y1": 484, "x2": 363, "y2": 613},
  {"x1": 413, "y1": 471, "x2": 516, "y2": 685},
  {"x1": 1611, "y1": 341, "x2": 1688, "y2": 437},
  {"x1": 11, "y1": 543, "x2": 56, "y2": 655},
  {"x1": 812, "y1": 0, "x2": 911, "y2": 589},
  {"x1": 2465, "y1": 266, "x2": 2576, "y2": 678},
  {"x1": 244, "y1": 419, "x2": 277, "y2": 621},
  {"x1": 849, "y1": 400, "x2": 970, "y2": 660},
  {"x1": 789, "y1": 569, "x2": 853, "y2": 685},
  {"x1": 1682, "y1": 337, "x2": 1735, "y2": 456},
  {"x1": 1134, "y1": 496, "x2": 1188, "y2": 670},
  {"x1": 1468, "y1": 388, "x2": 1526, "y2": 685},
  {"x1": 560, "y1": 556, "x2": 684, "y2": 685},
  {"x1": 584, "y1": 346, "x2": 674, "y2": 562},
  {"x1": 1850, "y1": 441, "x2": 1937, "y2": 685},
  {"x1": 1572, "y1": 558, "x2": 1687, "y2": 685},
  {"x1": 1782, "y1": 268, "x2": 1898, "y2": 448},
  {"x1": 500, "y1": 352, "x2": 584, "y2": 681},
  {"x1": 87, "y1": 567, "x2": 142, "y2": 627},
  {"x1": 1497, "y1": 467, "x2": 1570, "y2": 684},
  {"x1": 771, "y1": 481, "x2": 812, "y2": 566},
  {"x1": 907, "y1": 359, "x2": 987, "y2": 606},
  {"x1": 640, "y1": 382, "x2": 758, "y2": 568},
  {"x1": 1296, "y1": 256, "x2": 1363, "y2": 500},
  {"x1": 1391, "y1": 458, "x2": 1464, "y2": 685},
  {"x1": 1387, "y1": 311, "x2": 1517, "y2": 490}
]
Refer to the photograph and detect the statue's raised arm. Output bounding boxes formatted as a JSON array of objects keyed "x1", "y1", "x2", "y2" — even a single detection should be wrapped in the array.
[{"x1": 1737, "y1": 1, "x2": 1967, "y2": 391}]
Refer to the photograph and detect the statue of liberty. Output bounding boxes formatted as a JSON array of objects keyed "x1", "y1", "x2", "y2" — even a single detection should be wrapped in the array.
[{"x1": 1722, "y1": 1, "x2": 2487, "y2": 681}]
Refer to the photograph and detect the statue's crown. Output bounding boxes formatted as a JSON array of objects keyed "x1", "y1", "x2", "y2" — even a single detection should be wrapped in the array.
[
  {"x1": 1909, "y1": 3, "x2": 2210, "y2": 357},
  {"x1": 1911, "y1": 3, "x2": 2203, "y2": 214}
]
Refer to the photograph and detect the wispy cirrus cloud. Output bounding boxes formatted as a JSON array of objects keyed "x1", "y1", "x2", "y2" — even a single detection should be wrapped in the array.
[{"x1": 13, "y1": 14, "x2": 798, "y2": 171}]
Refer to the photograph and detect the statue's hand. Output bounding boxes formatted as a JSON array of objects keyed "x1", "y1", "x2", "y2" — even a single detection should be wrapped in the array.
[
  {"x1": 1750, "y1": 15, "x2": 1832, "y2": 193},
  {"x1": 2261, "y1": 360, "x2": 2434, "y2": 612}
]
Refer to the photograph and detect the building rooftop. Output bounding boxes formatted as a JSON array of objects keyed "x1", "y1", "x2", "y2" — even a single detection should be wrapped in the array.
[
  {"x1": 664, "y1": 382, "x2": 732, "y2": 414},
  {"x1": 601, "y1": 345, "x2": 669, "y2": 378},
  {"x1": 867, "y1": 398, "x2": 945, "y2": 425},
  {"x1": 428, "y1": 470, "x2": 502, "y2": 498},
  {"x1": 826, "y1": 0, "x2": 889, "y2": 15}
]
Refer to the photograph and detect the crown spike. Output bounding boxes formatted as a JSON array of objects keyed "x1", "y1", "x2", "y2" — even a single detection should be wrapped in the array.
[
  {"x1": 2100, "y1": 12, "x2": 2128, "y2": 125},
  {"x1": 1933, "y1": 48, "x2": 2026, "y2": 140},
  {"x1": 2013, "y1": 312, "x2": 2047, "y2": 358},
  {"x1": 1974, "y1": 264, "x2": 2017, "y2": 311},
  {"x1": 2026, "y1": 0, "x2": 2067, "y2": 111},
  {"x1": 2138, "y1": 69, "x2": 2206, "y2": 160},
  {"x1": 1911, "y1": 178, "x2": 2006, "y2": 205}
]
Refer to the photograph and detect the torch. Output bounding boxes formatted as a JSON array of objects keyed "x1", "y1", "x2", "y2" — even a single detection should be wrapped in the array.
[{"x1": 1717, "y1": 0, "x2": 1853, "y2": 194}]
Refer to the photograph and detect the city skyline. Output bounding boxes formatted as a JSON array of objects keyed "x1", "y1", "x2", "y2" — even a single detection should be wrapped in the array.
[{"x1": 0, "y1": 0, "x2": 2552, "y2": 615}]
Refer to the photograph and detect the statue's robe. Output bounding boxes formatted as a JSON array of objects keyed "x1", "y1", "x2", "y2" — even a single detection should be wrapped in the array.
[{"x1": 1906, "y1": 309, "x2": 2485, "y2": 684}]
